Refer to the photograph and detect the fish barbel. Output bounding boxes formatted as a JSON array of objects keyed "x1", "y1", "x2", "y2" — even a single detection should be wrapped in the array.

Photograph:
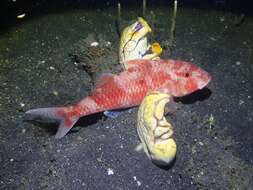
[{"x1": 26, "y1": 59, "x2": 211, "y2": 138}]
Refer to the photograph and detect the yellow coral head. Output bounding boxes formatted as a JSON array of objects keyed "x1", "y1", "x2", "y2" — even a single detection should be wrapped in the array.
[{"x1": 151, "y1": 42, "x2": 163, "y2": 55}]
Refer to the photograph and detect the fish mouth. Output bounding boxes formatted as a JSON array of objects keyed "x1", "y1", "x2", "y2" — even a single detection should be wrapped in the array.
[{"x1": 199, "y1": 70, "x2": 212, "y2": 90}]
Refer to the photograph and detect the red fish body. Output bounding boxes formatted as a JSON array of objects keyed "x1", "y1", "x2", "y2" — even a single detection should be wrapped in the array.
[{"x1": 26, "y1": 59, "x2": 211, "y2": 138}]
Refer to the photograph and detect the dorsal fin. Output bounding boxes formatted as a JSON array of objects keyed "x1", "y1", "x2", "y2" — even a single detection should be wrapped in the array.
[{"x1": 94, "y1": 73, "x2": 115, "y2": 88}]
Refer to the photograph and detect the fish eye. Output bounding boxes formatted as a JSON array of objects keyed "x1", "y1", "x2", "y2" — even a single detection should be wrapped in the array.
[{"x1": 184, "y1": 73, "x2": 190, "y2": 77}]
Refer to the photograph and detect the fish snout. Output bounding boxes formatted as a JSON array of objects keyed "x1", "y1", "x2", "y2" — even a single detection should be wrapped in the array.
[{"x1": 197, "y1": 69, "x2": 212, "y2": 90}]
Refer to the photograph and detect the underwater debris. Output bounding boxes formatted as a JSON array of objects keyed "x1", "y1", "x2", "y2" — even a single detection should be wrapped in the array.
[
  {"x1": 115, "y1": 3, "x2": 121, "y2": 37},
  {"x1": 17, "y1": 13, "x2": 26, "y2": 19},
  {"x1": 90, "y1": 41, "x2": 99, "y2": 47},
  {"x1": 234, "y1": 14, "x2": 245, "y2": 27},
  {"x1": 107, "y1": 168, "x2": 114, "y2": 175},
  {"x1": 143, "y1": 0, "x2": 147, "y2": 17},
  {"x1": 52, "y1": 91, "x2": 58, "y2": 96},
  {"x1": 207, "y1": 114, "x2": 215, "y2": 129},
  {"x1": 49, "y1": 66, "x2": 55, "y2": 70},
  {"x1": 133, "y1": 176, "x2": 142, "y2": 186},
  {"x1": 235, "y1": 61, "x2": 241, "y2": 66},
  {"x1": 168, "y1": 0, "x2": 178, "y2": 55},
  {"x1": 117, "y1": 3, "x2": 121, "y2": 21},
  {"x1": 220, "y1": 16, "x2": 225, "y2": 22}
]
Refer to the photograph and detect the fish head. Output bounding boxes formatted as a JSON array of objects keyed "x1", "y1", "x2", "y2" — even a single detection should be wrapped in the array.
[{"x1": 165, "y1": 60, "x2": 211, "y2": 97}]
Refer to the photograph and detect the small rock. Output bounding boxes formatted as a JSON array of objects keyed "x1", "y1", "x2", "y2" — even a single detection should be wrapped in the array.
[
  {"x1": 17, "y1": 13, "x2": 25, "y2": 19},
  {"x1": 9, "y1": 178, "x2": 14, "y2": 182},
  {"x1": 107, "y1": 168, "x2": 114, "y2": 175},
  {"x1": 90, "y1": 42, "x2": 99, "y2": 47},
  {"x1": 38, "y1": 60, "x2": 45, "y2": 64},
  {"x1": 97, "y1": 157, "x2": 102, "y2": 162},
  {"x1": 239, "y1": 100, "x2": 244, "y2": 105},
  {"x1": 10, "y1": 158, "x2": 14, "y2": 162},
  {"x1": 53, "y1": 91, "x2": 58, "y2": 96},
  {"x1": 133, "y1": 176, "x2": 142, "y2": 186},
  {"x1": 106, "y1": 41, "x2": 111, "y2": 46},
  {"x1": 235, "y1": 61, "x2": 241, "y2": 65},
  {"x1": 49, "y1": 66, "x2": 55, "y2": 70},
  {"x1": 209, "y1": 36, "x2": 217, "y2": 41}
]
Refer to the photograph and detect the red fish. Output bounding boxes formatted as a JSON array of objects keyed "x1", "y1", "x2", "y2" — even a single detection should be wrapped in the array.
[{"x1": 26, "y1": 59, "x2": 211, "y2": 138}]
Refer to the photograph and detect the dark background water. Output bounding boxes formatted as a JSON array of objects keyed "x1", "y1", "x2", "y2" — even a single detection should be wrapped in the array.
[
  {"x1": 0, "y1": 0, "x2": 253, "y2": 31},
  {"x1": 0, "y1": 0, "x2": 252, "y2": 189}
]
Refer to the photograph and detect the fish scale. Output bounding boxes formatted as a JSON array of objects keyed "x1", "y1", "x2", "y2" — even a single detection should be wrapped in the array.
[{"x1": 26, "y1": 59, "x2": 211, "y2": 138}]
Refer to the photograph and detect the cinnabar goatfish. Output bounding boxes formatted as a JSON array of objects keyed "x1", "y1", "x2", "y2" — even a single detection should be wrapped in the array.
[{"x1": 26, "y1": 59, "x2": 211, "y2": 138}]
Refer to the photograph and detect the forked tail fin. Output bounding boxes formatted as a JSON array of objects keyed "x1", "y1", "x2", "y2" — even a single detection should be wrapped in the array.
[{"x1": 25, "y1": 107, "x2": 79, "y2": 138}]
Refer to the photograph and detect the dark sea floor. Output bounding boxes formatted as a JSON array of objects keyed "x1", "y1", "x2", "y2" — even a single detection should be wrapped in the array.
[{"x1": 0, "y1": 7, "x2": 253, "y2": 190}]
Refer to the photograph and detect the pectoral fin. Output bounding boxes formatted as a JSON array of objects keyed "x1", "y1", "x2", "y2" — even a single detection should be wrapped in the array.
[{"x1": 104, "y1": 110, "x2": 124, "y2": 119}]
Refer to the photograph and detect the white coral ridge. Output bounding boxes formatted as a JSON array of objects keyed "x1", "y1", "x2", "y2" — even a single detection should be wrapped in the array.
[{"x1": 90, "y1": 41, "x2": 99, "y2": 47}]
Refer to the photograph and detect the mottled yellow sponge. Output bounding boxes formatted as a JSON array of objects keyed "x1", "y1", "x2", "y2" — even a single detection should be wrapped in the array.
[{"x1": 137, "y1": 91, "x2": 176, "y2": 166}]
